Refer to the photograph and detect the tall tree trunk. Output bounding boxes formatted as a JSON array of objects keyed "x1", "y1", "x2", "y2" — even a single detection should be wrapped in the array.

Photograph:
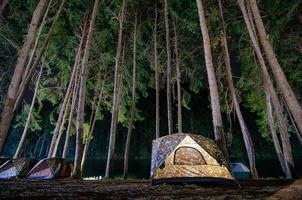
[
  {"x1": 173, "y1": 21, "x2": 182, "y2": 134},
  {"x1": 154, "y1": 4, "x2": 160, "y2": 139},
  {"x1": 61, "y1": 26, "x2": 85, "y2": 159},
  {"x1": 218, "y1": 0, "x2": 257, "y2": 178},
  {"x1": 265, "y1": 87, "x2": 289, "y2": 176},
  {"x1": 73, "y1": 0, "x2": 99, "y2": 179},
  {"x1": 196, "y1": 0, "x2": 228, "y2": 159},
  {"x1": 62, "y1": 67, "x2": 80, "y2": 159},
  {"x1": 123, "y1": 14, "x2": 138, "y2": 179},
  {"x1": 14, "y1": 63, "x2": 44, "y2": 159},
  {"x1": 22, "y1": 0, "x2": 52, "y2": 84},
  {"x1": 238, "y1": 0, "x2": 294, "y2": 178},
  {"x1": 47, "y1": 27, "x2": 85, "y2": 158},
  {"x1": 81, "y1": 78, "x2": 104, "y2": 171},
  {"x1": 105, "y1": 0, "x2": 126, "y2": 179},
  {"x1": 0, "y1": 0, "x2": 9, "y2": 17},
  {"x1": 0, "y1": 0, "x2": 48, "y2": 154},
  {"x1": 14, "y1": 0, "x2": 67, "y2": 112},
  {"x1": 51, "y1": 92, "x2": 71, "y2": 157},
  {"x1": 164, "y1": 0, "x2": 173, "y2": 135},
  {"x1": 248, "y1": 0, "x2": 302, "y2": 137}
]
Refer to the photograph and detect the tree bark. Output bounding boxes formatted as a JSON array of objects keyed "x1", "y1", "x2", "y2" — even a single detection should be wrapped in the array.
[
  {"x1": 123, "y1": 14, "x2": 138, "y2": 179},
  {"x1": 47, "y1": 27, "x2": 85, "y2": 158},
  {"x1": 196, "y1": 0, "x2": 228, "y2": 159},
  {"x1": 81, "y1": 78, "x2": 105, "y2": 171},
  {"x1": 51, "y1": 92, "x2": 71, "y2": 157},
  {"x1": 265, "y1": 87, "x2": 289, "y2": 176},
  {"x1": 14, "y1": 0, "x2": 67, "y2": 112},
  {"x1": 105, "y1": 0, "x2": 126, "y2": 179},
  {"x1": 218, "y1": 0, "x2": 257, "y2": 178},
  {"x1": 248, "y1": 0, "x2": 302, "y2": 137},
  {"x1": 22, "y1": 0, "x2": 52, "y2": 84},
  {"x1": 238, "y1": 0, "x2": 294, "y2": 177},
  {"x1": 0, "y1": 0, "x2": 48, "y2": 154},
  {"x1": 164, "y1": 0, "x2": 173, "y2": 135},
  {"x1": 173, "y1": 21, "x2": 182, "y2": 134},
  {"x1": 14, "y1": 63, "x2": 44, "y2": 159},
  {"x1": 61, "y1": 27, "x2": 86, "y2": 159},
  {"x1": 154, "y1": 4, "x2": 160, "y2": 139},
  {"x1": 73, "y1": 0, "x2": 99, "y2": 179}
]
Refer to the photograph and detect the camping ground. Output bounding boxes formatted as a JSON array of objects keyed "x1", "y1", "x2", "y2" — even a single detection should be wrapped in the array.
[{"x1": 1, "y1": 179, "x2": 302, "y2": 199}]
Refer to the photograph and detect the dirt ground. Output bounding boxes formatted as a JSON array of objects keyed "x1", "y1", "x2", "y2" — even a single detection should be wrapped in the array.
[{"x1": 0, "y1": 179, "x2": 302, "y2": 200}]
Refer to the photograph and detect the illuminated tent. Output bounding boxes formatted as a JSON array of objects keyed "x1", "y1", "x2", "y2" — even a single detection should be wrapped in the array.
[
  {"x1": 230, "y1": 162, "x2": 251, "y2": 180},
  {"x1": 27, "y1": 158, "x2": 72, "y2": 180},
  {"x1": 0, "y1": 158, "x2": 37, "y2": 179},
  {"x1": 150, "y1": 133, "x2": 236, "y2": 185}
]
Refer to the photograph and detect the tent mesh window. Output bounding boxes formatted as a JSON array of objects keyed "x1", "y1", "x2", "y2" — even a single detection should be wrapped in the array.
[{"x1": 174, "y1": 147, "x2": 206, "y2": 165}]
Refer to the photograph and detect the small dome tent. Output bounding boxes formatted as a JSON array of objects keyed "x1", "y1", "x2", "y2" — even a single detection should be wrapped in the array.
[
  {"x1": 230, "y1": 162, "x2": 251, "y2": 180},
  {"x1": 0, "y1": 158, "x2": 37, "y2": 179},
  {"x1": 27, "y1": 158, "x2": 72, "y2": 180},
  {"x1": 150, "y1": 133, "x2": 236, "y2": 186}
]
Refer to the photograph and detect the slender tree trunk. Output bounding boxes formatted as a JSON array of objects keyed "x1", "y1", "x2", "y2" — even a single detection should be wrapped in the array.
[
  {"x1": 81, "y1": 79, "x2": 104, "y2": 171},
  {"x1": 14, "y1": 63, "x2": 44, "y2": 159},
  {"x1": 0, "y1": 0, "x2": 48, "y2": 154},
  {"x1": 0, "y1": 0, "x2": 9, "y2": 17},
  {"x1": 22, "y1": 0, "x2": 52, "y2": 84},
  {"x1": 62, "y1": 28, "x2": 85, "y2": 160},
  {"x1": 47, "y1": 28, "x2": 85, "y2": 158},
  {"x1": 73, "y1": 0, "x2": 99, "y2": 179},
  {"x1": 164, "y1": 0, "x2": 173, "y2": 135},
  {"x1": 248, "y1": 0, "x2": 302, "y2": 137},
  {"x1": 105, "y1": 0, "x2": 126, "y2": 179},
  {"x1": 238, "y1": 0, "x2": 294, "y2": 177},
  {"x1": 196, "y1": 0, "x2": 228, "y2": 159},
  {"x1": 173, "y1": 21, "x2": 182, "y2": 134},
  {"x1": 51, "y1": 92, "x2": 71, "y2": 157},
  {"x1": 123, "y1": 15, "x2": 138, "y2": 179},
  {"x1": 265, "y1": 87, "x2": 289, "y2": 176},
  {"x1": 14, "y1": 0, "x2": 67, "y2": 112},
  {"x1": 218, "y1": 0, "x2": 257, "y2": 178},
  {"x1": 154, "y1": 4, "x2": 160, "y2": 139}
]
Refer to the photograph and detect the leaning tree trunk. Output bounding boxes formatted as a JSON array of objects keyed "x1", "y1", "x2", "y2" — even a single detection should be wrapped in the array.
[
  {"x1": 105, "y1": 0, "x2": 126, "y2": 179},
  {"x1": 123, "y1": 14, "x2": 138, "y2": 179},
  {"x1": 51, "y1": 92, "x2": 71, "y2": 157},
  {"x1": 14, "y1": 63, "x2": 44, "y2": 159},
  {"x1": 81, "y1": 78, "x2": 105, "y2": 171},
  {"x1": 0, "y1": 0, "x2": 48, "y2": 154},
  {"x1": 22, "y1": 0, "x2": 52, "y2": 84},
  {"x1": 238, "y1": 0, "x2": 293, "y2": 178},
  {"x1": 218, "y1": 0, "x2": 257, "y2": 178},
  {"x1": 61, "y1": 24, "x2": 86, "y2": 159},
  {"x1": 14, "y1": 0, "x2": 67, "y2": 112},
  {"x1": 154, "y1": 4, "x2": 160, "y2": 139},
  {"x1": 248, "y1": 0, "x2": 302, "y2": 137},
  {"x1": 73, "y1": 0, "x2": 99, "y2": 179},
  {"x1": 173, "y1": 21, "x2": 182, "y2": 134},
  {"x1": 47, "y1": 26, "x2": 85, "y2": 158},
  {"x1": 265, "y1": 87, "x2": 289, "y2": 176},
  {"x1": 196, "y1": 0, "x2": 228, "y2": 159},
  {"x1": 164, "y1": 0, "x2": 173, "y2": 135}
]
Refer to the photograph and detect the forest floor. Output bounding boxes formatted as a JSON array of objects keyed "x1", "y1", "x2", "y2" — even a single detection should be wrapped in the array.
[{"x1": 0, "y1": 179, "x2": 302, "y2": 200}]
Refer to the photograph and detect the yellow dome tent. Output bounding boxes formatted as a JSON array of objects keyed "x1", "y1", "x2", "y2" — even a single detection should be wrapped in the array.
[{"x1": 150, "y1": 133, "x2": 236, "y2": 186}]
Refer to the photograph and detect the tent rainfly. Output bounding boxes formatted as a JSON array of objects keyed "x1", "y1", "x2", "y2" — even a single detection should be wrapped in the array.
[
  {"x1": 0, "y1": 158, "x2": 37, "y2": 179},
  {"x1": 27, "y1": 158, "x2": 73, "y2": 180},
  {"x1": 150, "y1": 133, "x2": 236, "y2": 186},
  {"x1": 230, "y1": 162, "x2": 251, "y2": 180}
]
